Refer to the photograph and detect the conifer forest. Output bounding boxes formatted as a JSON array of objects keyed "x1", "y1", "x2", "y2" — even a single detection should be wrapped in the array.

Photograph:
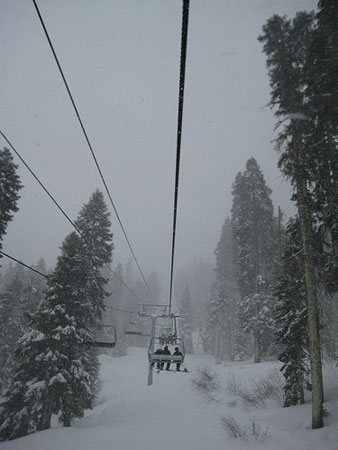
[{"x1": 0, "y1": 0, "x2": 337, "y2": 448}]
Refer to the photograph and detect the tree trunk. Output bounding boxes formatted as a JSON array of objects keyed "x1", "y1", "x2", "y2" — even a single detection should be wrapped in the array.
[
  {"x1": 63, "y1": 415, "x2": 71, "y2": 427},
  {"x1": 253, "y1": 330, "x2": 261, "y2": 363},
  {"x1": 219, "y1": 328, "x2": 224, "y2": 360},
  {"x1": 297, "y1": 178, "x2": 324, "y2": 429},
  {"x1": 39, "y1": 398, "x2": 52, "y2": 431},
  {"x1": 225, "y1": 322, "x2": 232, "y2": 360},
  {"x1": 214, "y1": 321, "x2": 220, "y2": 359},
  {"x1": 297, "y1": 354, "x2": 305, "y2": 405}
]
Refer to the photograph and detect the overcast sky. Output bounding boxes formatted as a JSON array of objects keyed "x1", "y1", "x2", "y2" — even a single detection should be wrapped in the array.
[{"x1": 1, "y1": 0, "x2": 318, "y2": 296}]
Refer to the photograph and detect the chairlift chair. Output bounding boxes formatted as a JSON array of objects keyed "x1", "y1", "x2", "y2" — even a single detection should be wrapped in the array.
[
  {"x1": 125, "y1": 311, "x2": 143, "y2": 335},
  {"x1": 148, "y1": 336, "x2": 185, "y2": 366},
  {"x1": 125, "y1": 322, "x2": 142, "y2": 335},
  {"x1": 84, "y1": 325, "x2": 116, "y2": 348}
]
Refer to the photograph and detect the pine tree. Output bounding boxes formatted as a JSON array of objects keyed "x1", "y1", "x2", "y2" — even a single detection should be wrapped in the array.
[
  {"x1": 44, "y1": 232, "x2": 100, "y2": 428},
  {"x1": 275, "y1": 218, "x2": 310, "y2": 407},
  {"x1": 0, "y1": 260, "x2": 47, "y2": 393},
  {"x1": 23, "y1": 258, "x2": 47, "y2": 324},
  {"x1": 175, "y1": 259, "x2": 214, "y2": 330},
  {"x1": 75, "y1": 190, "x2": 113, "y2": 265},
  {"x1": 213, "y1": 218, "x2": 242, "y2": 360},
  {"x1": 0, "y1": 191, "x2": 114, "y2": 438},
  {"x1": 259, "y1": 11, "x2": 325, "y2": 428},
  {"x1": 0, "y1": 329, "x2": 48, "y2": 440},
  {"x1": 123, "y1": 259, "x2": 141, "y2": 347},
  {"x1": 105, "y1": 263, "x2": 127, "y2": 357},
  {"x1": 0, "y1": 147, "x2": 23, "y2": 257},
  {"x1": 202, "y1": 282, "x2": 219, "y2": 354},
  {"x1": 0, "y1": 232, "x2": 97, "y2": 439},
  {"x1": 231, "y1": 158, "x2": 278, "y2": 362},
  {"x1": 75, "y1": 189, "x2": 114, "y2": 321},
  {"x1": 0, "y1": 272, "x2": 25, "y2": 393},
  {"x1": 74, "y1": 190, "x2": 114, "y2": 395},
  {"x1": 204, "y1": 219, "x2": 247, "y2": 360},
  {"x1": 305, "y1": 1, "x2": 338, "y2": 294},
  {"x1": 179, "y1": 284, "x2": 194, "y2": 354}
]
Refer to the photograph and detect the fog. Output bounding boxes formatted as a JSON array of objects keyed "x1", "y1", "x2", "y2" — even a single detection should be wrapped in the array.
[{"x1": 1, "y1": 0, "x2": 317, "y2": 292}]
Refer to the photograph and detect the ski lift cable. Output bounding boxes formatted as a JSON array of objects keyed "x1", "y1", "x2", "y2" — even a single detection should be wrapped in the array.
[
  {"x1": 0, "y1": 250, "x2": 49, "y2": 279},
  {"x1": 0, "y1": 131, "x2": 83, "y2": 237},
  {"x1": 168, "y1": 0, "x2": 190, "y2": 315},
  {"x1": 0, "y1": 250, "x2": 141, "y2": 319},
  {"x1": 31, "y1": 0, "x2": 156, "y2": 303},
  {"x1": 0, "y1": 131, "x2": 141, "y2": 302},
  {"x1": 1, "y1": 252, "x2": 119, "y2": 350},
  {"x1": 1, "y1": 245, "x2": 117, "y2": 349}
]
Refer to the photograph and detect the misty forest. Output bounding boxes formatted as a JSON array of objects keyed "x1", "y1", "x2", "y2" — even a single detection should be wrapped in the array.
[{"x1": 0, "y1": 1, "x2": 337, "y2": 449}]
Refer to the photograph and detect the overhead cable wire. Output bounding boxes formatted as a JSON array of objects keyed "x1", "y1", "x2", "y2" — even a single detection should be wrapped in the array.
[
  {"x1": 0, "y1": 131, "x2": 140, "y2": 302},
  {"x1": 32, "y1": 0, "x2": 155, "y2": 303},
  {"x1": 0, "y1": 251, "x2": 140, "y2": 316},
  {"x1": 0, "y1": 250, "x2": 49, "y2": 279},
  {"x1": 0, "y1": 245, "x2": 139, "y2": 303},
  {"x1": 0, "y1": 130, "x2": 83, "y2": 237},
  {"x1": 168, "y1": 0, "x2": 190, "y2": 314}
]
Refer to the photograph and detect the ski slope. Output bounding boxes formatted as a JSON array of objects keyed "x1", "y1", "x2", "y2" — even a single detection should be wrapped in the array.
[{"x1": 1, "y1": 347, "x2": 337, "y2": 450}]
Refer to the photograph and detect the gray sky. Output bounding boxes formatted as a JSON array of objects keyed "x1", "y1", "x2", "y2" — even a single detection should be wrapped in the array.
[{"x1": 1, "y1": 0, "x2": 317, "y2": 294}]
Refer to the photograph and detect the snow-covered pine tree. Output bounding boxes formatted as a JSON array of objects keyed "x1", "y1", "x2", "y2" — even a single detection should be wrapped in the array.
[
  {"x1": 202, "y1": 282, "x2": 219, "y2": 354},
  {"x1": 0, "y1": 192, "x2": 114, "y2": 438},
  {"x1": 306, "y1": 1, "x2": 338, "y2": 294},
  {"x1": 0, "y1": 271, "x2": 25, "y2": 393},
  {"x1": 75, "y1": 189, "x2": 113, "y2": 320},
  {"x1": 259, "y1": 11, "x2": 325, "y2": 428},
  {"x1": 275, "y1": 218, "x2": 310, "y2": 407},
  {"x1": 320, "y1": 292, "x2": 338, "y2": 360},
  {"x1": 213, "y1": 218, "x2": 242, "y2": 360},
  {"x1": 204, "y1": 219, "x2": 245, "y2": 360},
  {"x1": 175, "y1": 259, "x2": 214, "y2": 330},
  {"x1": 75, "y1": 190, "x2": 113, "y2": 263},
  {"x1": 0, "y1": 328, "x2": 49, "y2": 440},
  {"x1": 21, "y1": 262, "x2": 46, "y2": 330},
  {"x1": 74, "y1": 190, "x2": 114, "y2": 391},
  {"x1": 46, "y1": 232, "x2": 103, "y2": 427},
  {"x1": 231, "y1": 158, "x2": 278, "y2": 363},
  {"x1": 0, "y1": 147, "x2": 22, "y2": 257},
  {"x1": 123, "y1": 259, "x2": 141, "y2": 347},
  {"x1": 178, "y1": 284, "x2": 194, "y2": 354},
  {"x1": 105, "y1": 263, "x2": 127, "y2": 357},
  {"x1": 0, "y1": 232, "x2": 99, "y2": 439},
  {"x1": 0, "y1": 260, "x2": 47, "y2": 393}
]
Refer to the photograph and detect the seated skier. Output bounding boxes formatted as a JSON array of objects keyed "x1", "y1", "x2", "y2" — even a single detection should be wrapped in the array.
[
  {"x1": 162, "y1": 345, "x2": 171, "y2": 371},
  {"x1": 173, "y1": 346, "x2": 183, "y2": 371},
  {"x1": 152, "y1": 347, "x2": 163, "y2": 369}
]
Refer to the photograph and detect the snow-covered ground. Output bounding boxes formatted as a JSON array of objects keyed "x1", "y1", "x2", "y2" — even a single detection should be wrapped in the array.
[{"x1": 1, "y1": 347, "x2": 337, "y2": 450}]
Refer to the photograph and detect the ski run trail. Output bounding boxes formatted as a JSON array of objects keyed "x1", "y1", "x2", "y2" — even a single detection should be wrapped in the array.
[{"x1": 1, "y1": 347, "x2": 337, "y2": 450}]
